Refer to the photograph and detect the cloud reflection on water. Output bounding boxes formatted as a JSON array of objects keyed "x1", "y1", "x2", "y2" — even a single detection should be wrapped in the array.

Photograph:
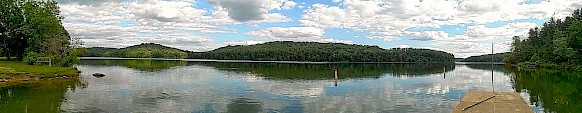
[{"x1": 62, "y1": 61, "x2": 515, "y2": 112}]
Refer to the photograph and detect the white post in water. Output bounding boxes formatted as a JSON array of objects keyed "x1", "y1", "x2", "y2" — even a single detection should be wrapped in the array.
[
  {"x1": 443, "y1": 67, "x2": 446, "y2": 79},
  {"x1": 334, "y1": 68, "x2": 338, "y2": 86}
]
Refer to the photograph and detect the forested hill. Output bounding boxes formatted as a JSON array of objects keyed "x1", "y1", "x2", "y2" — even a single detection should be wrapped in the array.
[
  {"x1": 504, "y1": 8, "x2": 582, "y2": 70},
  {"x1": 83, "y1": 42, "x2": 455, "y2": 62},
  {"x1": 83, "y1": 43, "x2": 189, "y2": 59},
  {"x1": 189, "y1": 41, "x2": 454, "y2": 62},
  {"x1": 462, "y1": 52, "x2": 509, "y2": 62}
]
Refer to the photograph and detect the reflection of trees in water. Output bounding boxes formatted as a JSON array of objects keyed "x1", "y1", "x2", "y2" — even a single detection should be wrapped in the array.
[
  {"x1": 0, "y1": 79, "x2": 81, "y2": 113},
  {"x1": 79, "y1": 60, "x2": 454, "y2": 79},
  {"x1": 225, "y1": 98, "x2": 263, "y2": 113},
  {"x1": 509, "y1": 68, "x2": 582, "y2": 113},
  {"x1": 464, "y1": 64, "x2": 506, "y2": 72},
  {"x1": 79, "y1": 59, "x2": 187, "y2": 71},
  {"x1": 192, "y1": 62, "x2": 455, "y2": 79}
]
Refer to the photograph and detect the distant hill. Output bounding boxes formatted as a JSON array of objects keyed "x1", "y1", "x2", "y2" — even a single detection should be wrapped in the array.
[
  {"x1": 461, "y1": 52, "x2": 509, "y2": 62},
  {"x1": 190, "y1": 41, "x2": 454, "y2": 62},
  {"x1": 83, "y1": 43, "x2": 189, "y2": 59},
  {"x1": 84, "y1": 41, "x2": 456, "y2": 62}
]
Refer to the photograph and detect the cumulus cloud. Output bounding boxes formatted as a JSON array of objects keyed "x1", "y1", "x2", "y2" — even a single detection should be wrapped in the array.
[
  {"x1": 299, "y1": 0, "x2": 580, "y2": 57},
  {"x1": 208, "y1": 0, "x2": 264, "y2": 22},
  {"x1": 404, "y1": 31, "x2": 450, "y2": 41},
  {"x1": 300, "y1": 0, "x2": 580, "y2": 39},
  {"x1": 55, "y1": 0, "x2": 581, "y2": 55},
  {"x1": 394, "y1": 45, "x2": 412, "y2": 48},
  {"x1": 281, "y1": 1, "x2": 297, "y2": 10},
  {"x1": 246, "y1": 27, "x2": 353, "y2": 43},
  {"x1": 246, "y1": 27, "x2": 324, "y2": 40},
  {"x1": 57, "y1": 0, "x2": 225, "y2": 52},
  {"x1": 208, "y1": 0, "x2": 293, "y2": 22},
  {"x1": 224, "y1": 40, "x2": 265, "y2": 45}
]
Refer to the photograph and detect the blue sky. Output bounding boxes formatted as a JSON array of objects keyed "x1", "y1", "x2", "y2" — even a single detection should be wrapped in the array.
[{"x1": 56, "y1": 0, "x2": 582, "y2": 58}]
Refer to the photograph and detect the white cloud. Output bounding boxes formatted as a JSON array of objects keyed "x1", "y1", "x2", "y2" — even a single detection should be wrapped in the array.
[
  {"x1": 281, "y1": 1, "x2": 297, "y2": 10},
  {"x1": 208, "y1": 0, "x2": 292, "y2": 22},
  {"x1": 394, "y1": 45, "x2": 412, "y2": 48},
  {"x1": 246, "y1": 27, "x2": 324, "y2": 40},
  {"x1": 58, "y1": 0, "x2": 226, "y2": 52},
  {"x1": 245, "y1": 27, "x2": 353, "y2": 43},
  {"x1": 56, "y1": 0, "x2": 581, "y2": 56},
  {"x1": 300, "y1": 0, "x2": 580, "y2": 40},
  {"x1": 224, "y1": 40, "x2": 265, "y2": 45},
  {"x1": 400, "y1": 22, "x2": 538, "y2": 57},
  {"x1": 299, "y1": 0, "x2": 580, "y2": 57},
  {"x1": 58, "y1": 0, "x2": 291, "y2": 52},
  {"x1": 404, "y1": 31, "x2": 450, "y2": 41}
]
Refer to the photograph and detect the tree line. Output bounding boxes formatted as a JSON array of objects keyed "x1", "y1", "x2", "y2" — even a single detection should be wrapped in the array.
[
  {"x1": 504, "y1": 8, "x2": 582, "y2": 70},
  {"x1": 1, "y1": 0, "x2": 81, "y2": 67},
  {"x1": 83, "y1": 43, "x2": 188, "y2": 59},
  {"x1": 84, "y1": 41, "x2": 455, "y2": 62},
  {"x1": 190, "y1": 41, "x2": 454, "y2": 62},
  {"x1": 462, "y1": 52, "x2": 508, "y2": 62}
]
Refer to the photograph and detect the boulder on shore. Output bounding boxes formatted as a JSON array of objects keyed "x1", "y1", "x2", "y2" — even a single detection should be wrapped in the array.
[{"x1": 93, "y1": 73, "x2": 106, "y2": 78}]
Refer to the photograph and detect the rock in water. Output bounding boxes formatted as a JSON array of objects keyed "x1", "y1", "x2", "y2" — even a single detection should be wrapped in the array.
[{"x1": 93, "y1": 73, "x2": 106, "y2": 78}]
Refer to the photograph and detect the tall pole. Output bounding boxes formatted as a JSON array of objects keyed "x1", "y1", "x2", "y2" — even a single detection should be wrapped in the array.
[{"x1": 491, "y1": 43, "x2": 494, "y2": 92}]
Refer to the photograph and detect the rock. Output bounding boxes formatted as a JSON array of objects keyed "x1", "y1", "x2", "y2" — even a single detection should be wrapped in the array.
[
  {"x1": 63, "y1": 75, "x2": 69, "y2": 78},
  {"x1": 93, "y1": 73, "x2": 106, "y2": 78},
  {"x1": 0, "y1": 79, "x2": 6, "y2": 82}
]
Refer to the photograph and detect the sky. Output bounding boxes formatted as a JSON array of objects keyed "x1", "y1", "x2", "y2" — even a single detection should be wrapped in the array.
[{"x1": 56, "y1": 0, "x2": 582, "y2": 58}]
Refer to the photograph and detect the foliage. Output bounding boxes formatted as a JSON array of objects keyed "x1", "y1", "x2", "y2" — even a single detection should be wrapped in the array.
[
  {"x1": 0, "y1": 61, "x2": 79, "y2": 78},
  {"x1": 509, "y1": 68, "x2": 582, "y2": 113},
  {"x1": 0, "y1": 0, "x2": 79, "y2": 67},
  {"x1": 83, "y1": 42, "x2": 455, "y2": 62},
  {"x1": 22, "y1": 51, "x2": 38, "y2": 65},
  {"x1": 504, "y1": 8, "x2": 582, "y2": 70},
  {"x1": 59, "y1": 55, "x2": 79, "y2": 67},
  {"x1": 82, "y1": 47, "x2": 117, "y2": 57},
  {"x1": 83, "y1": 43, "x2": 188, "y2": 59},
  {"x1": 462, "y1": 52, "x2": 508, "y2": 62},
  {"x1": 192, "y1": 41, "x2": 455, "y2": 62}
]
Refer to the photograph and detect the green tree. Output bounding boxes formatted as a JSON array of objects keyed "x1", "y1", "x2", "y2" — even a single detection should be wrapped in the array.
[
  {"x1": 1, "y1": 0, "x2": 77, "y2": 67},
  {"x1": 504, "y1": 8, "x2": 582, "y2": 70}
]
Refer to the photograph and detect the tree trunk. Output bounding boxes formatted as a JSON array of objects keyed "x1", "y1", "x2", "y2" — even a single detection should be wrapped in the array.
[{"x1": 4, "y1": 50, "x2": 11, "y2": 61}]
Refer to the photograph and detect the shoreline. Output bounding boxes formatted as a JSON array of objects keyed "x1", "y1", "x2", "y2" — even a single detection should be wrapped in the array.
[
  {"x1": 0, "y1": 61, "x2": 80, "y2": 88},
  {"x1": 0, "y1": 75, "x2": 78, "y2": 88},
  {"x1": 80, "y1": 57, "x2": 462, "y2": 64}
]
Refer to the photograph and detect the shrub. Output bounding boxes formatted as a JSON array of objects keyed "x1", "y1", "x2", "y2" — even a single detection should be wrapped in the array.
[
  {"x1": 23, "y1": 52, "x2": 38, "y2": 65},
  {"x1": 59, "y1": 55, "x2": 79, "y2": 67}
]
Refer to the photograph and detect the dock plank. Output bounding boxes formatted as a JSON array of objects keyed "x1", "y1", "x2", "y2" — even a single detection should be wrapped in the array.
[{"x1": 452, "y1": 91, "x2": 533, "y2": 113}]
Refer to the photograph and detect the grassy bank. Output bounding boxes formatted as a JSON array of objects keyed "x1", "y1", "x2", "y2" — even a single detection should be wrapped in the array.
[{"x1": 0, "y1": 61, "x2": 80, "y2": 87}]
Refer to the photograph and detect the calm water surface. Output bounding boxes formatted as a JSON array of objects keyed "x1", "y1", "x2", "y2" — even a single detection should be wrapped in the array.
[{"x1": 1, "y1": 59, "x2": 580, "y2": 113}]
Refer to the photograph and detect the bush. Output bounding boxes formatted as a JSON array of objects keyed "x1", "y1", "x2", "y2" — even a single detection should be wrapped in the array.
[
  {"x1": 23, "y1": 52, "x2": 38, "y2": 65},
  {"x1": 59, "y1": 55, "x2": 79, "y2": 67}
]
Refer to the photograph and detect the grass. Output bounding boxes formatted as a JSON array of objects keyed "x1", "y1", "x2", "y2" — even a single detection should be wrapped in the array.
[{"x1": 0, "y1": 61, "x2": 79, "y2": 78}]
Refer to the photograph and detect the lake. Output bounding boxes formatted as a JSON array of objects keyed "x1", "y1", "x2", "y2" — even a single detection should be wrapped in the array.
[{"x1": 1, "y1": 59, "x2": 580, "y2": 113}]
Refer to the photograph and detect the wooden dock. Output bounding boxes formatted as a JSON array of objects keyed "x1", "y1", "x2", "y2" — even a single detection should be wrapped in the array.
[{"x1": 452, "y1": 91, "x2": 533, "y2": 113}]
